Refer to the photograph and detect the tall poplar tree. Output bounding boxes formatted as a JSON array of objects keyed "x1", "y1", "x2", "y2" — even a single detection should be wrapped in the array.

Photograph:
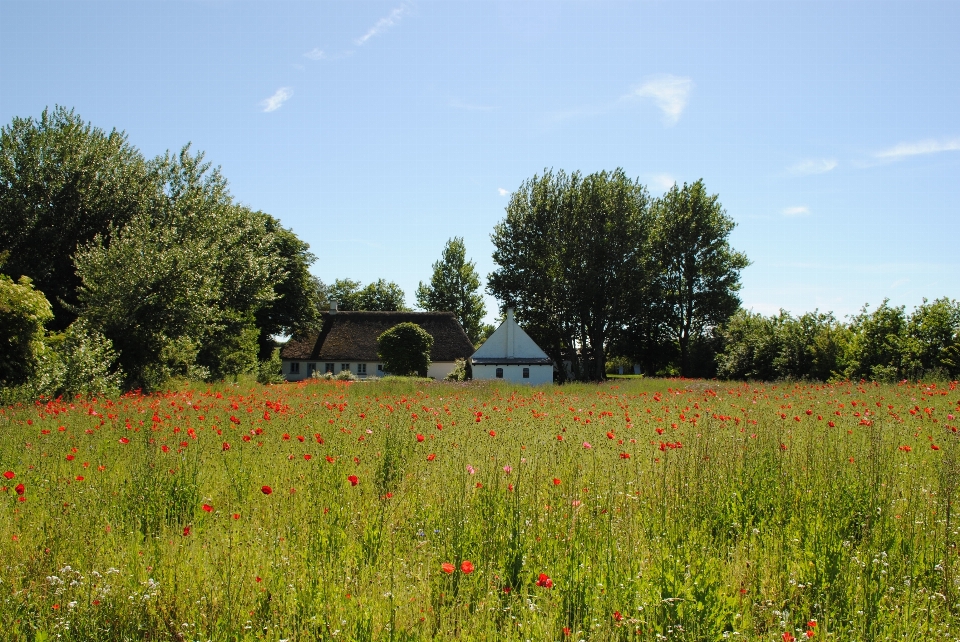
[{"x1": 415, "y1": 237, "x2": 485, "y2": 344}]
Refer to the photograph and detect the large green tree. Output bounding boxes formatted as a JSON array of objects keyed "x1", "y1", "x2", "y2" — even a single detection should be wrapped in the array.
[
  {"x1": 488, "y1": 169, "x2": 652, "y2": 380},
  {"x1": 416, "y1": 237, "x2": 486, "y2": 344},
  {"x1": 75, "y1": 147, "x2": 291, "y2": 388},
  {"x1": 327, "y1": 278, "x2": 407, "y2": 311},
  {"x1": 0, "y1": 107, "x2": 152, "y2": 329},
  {"x1": 650, "y1": 180, "x2": 749, "y2": 376}
]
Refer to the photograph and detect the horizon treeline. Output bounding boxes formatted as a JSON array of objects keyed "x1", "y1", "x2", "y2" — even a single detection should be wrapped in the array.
[
  {"x1": 706, "y1": 298, "x2": 960, "y2": 382},
  {"x1": 2, "y1": 108, "x2": 957, "y2": 401}
]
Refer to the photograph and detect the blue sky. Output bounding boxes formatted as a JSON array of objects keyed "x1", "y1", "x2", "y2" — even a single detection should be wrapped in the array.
[{"x1": 2, "y1": 1, "x2": 958, "y2": 324}]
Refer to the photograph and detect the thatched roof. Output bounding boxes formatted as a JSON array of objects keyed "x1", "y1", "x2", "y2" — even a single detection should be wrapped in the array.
[{"x1": 280, "y1": 311, "x2": 474, "y2": 362}]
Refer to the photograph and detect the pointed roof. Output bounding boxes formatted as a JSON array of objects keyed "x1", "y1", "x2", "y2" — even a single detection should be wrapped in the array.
[{"x1": 471, "y1": 309, "x2": 553, "y2": 365}]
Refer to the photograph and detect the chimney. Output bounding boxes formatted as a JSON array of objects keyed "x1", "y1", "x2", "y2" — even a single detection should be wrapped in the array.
[{"x1": 329, "y1": 300, "x2": 338, "y2": 314}]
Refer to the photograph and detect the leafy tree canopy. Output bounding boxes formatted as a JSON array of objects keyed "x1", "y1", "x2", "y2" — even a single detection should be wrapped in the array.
[
  {"x1": 0, "y1": 107, "x2": 152, "y2": 329},
  {"x1": 650, "y1": 179, "x2": 750, "y2": 376},
  {"x1": 488, "y1": 169, "x2": 652, "y2": 381},
  {"x1": 416, "y1": 237, "x2": 486, "y2": 344},
  {"x1": 328, "y1": 278, "x2": 407, "y2": 311}
]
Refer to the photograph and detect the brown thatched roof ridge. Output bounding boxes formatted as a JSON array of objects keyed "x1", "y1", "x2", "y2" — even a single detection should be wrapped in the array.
[{"x1": 279, "y1": 311, "x2": 474, "y2": 362}]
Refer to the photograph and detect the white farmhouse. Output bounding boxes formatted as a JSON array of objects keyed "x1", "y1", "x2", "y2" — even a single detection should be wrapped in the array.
[
  {"x1": 471, "y1": 308, "x2": 553, "y2": 384},
  {"x1": 279, "y1": 307, "x2": 474, "y2": 381}
]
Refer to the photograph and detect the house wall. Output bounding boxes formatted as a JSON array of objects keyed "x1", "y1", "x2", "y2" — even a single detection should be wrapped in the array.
[
  {"x1": 473, "y1": 364, "x2": 553, "y2": 385},
  {"x1": 427, "y1": 361, "x2": 458, "y2": 380},
  {"x1": 280, "y1": 360, "x2": 459, "y2": 381},
  {"x1": 281, "y1": 360, "x2": 385, "y2": 381}
]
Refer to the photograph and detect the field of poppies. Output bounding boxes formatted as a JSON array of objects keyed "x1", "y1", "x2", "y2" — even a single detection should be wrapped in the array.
[{"x1": 2, "y1": 377, "x2": 960, "y2": 641}]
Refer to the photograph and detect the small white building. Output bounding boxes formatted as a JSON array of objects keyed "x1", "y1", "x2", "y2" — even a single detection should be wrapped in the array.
[{"x1": 471, "y1": 309, "x2": 553, "y2": 384}]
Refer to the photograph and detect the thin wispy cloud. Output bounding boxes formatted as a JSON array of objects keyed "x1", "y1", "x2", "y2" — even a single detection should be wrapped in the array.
[
  {"x1": 650, "y1": 174, "x2": 676, "y2": 191},
  {"x1": 788, "y1": 158, "x2": 838, "y2": 176},
  {"x1": 782, "y1": 206, "x2": 810, "y2": 217},
  {"x1": 498, "y1": 188, "x2": 509, "y2": 197},
  {"x1": 356, "y1": 4, "x2": 409, "y2": 46},
  {"x1": 875, "y1": 137, "x2": 960, "y2": 160},
  {"x1": 629, "y1": 75, "x2": 693, "y2": 125},
  {"x1": 261, "y1": 87, "x2": 293, "y2": 113},
  {"x1": 304, "y1": 48, "x2": 325, "y2": 61}
]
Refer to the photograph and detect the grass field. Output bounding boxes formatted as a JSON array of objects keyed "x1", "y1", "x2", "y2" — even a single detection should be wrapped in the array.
[{"x1": 2, "y1": 377, "x2": 960, "y2": 641}]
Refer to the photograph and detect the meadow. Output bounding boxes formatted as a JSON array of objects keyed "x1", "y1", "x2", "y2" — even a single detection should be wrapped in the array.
[{"x1": 1, "y1": 377, "x2": 960, "y2": 641}]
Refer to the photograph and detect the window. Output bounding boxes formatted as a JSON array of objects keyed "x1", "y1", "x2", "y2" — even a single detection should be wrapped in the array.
[
  {"x1": 377, "y1": 364, "x2": 383, "y2": 372},
  {"x1": 496, "y1": 367, "x2": 504, "y2": 379},
  {"x1": 307, "y1": 363, "x2": 317, "y2": 376},
  {"x1": 290, "y1": 362, "x2": 300, "y2": 374},
  {"x1": 325, "y1": 363, "x2": 334, "y2": 373},
  {"x1": 357, "y1": 364, "x2": 367, "y2": 376},
  {"x1": 341, "y1": 363, "x2": 350, "y2": 372},
  {"x1": 522, "y1": 367, "x2": 530, "y2": 379}
]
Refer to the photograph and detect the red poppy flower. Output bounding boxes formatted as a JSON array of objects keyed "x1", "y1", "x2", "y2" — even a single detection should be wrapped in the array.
[
  {"x1": 552, "y1": 478, "x2": 561, "y2": 486},
  {"x1": 15, "y1": 483, "x2": 25, "y2": 496},
  {"x1": 261, "y1": 485, "x2": 273, "y2": 495},
  {"x1": 75, "y1": 476, "x2": 84, "y2": 481},
  {"x1": 303, "y1": 454, "x2": 312, "y2": 460},
  {"x1": 202, "y1": 504, "x2": 213, "y2": 512},
  {"x1": 119, "y1": 437, "x2": 129, "y2": 444},
  {"x1": 65, "y1": 454, "x2": 74, "y2": 461},
  {"x1": 183, "y1": 526, "x2": 191, "y2": 536},
  {"x1": 536, "y1": 573, "x2": 553, "y2": 588},
  {"x1": 441, "y1": 562, "x2": 455, "y2": 574},
  {"x1": 3, "y1": 471, "x2": 13, "y2": 480},
  {"x1": 613, "y1": 611, "x2": 623, "y2": 622},
  {"x1": 161, "y1": 445, "x2": 169, "y2": 453},
  {"x1": 489, "y1": 430, "x2": 496, "y2": 437},
  {"x1": 427, "y1": 453, "x2": 436, "y2": 461},
  {"x1": 348, "y1": 475, "x2": 359, "y2": 486},
  {"x1": 460, "y1": 560, "x2": 474, "y2": 574},
  {"x1": 222, "y1": 442, "x2": 230, "y2": 451},
  {"x1": 232, "y1": 513, "x2": 240, "y2": 520},
  {"x1": 606, "y1": 432, "x2": 615, "y2": 440},
  {"x1": 416, "y1": 434, "x2": 425, "y2": 442}
]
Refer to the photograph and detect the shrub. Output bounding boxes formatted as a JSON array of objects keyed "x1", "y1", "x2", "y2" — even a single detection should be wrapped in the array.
[{"x1": 377, "y1": 322, "x2": 433, "y2": 377}]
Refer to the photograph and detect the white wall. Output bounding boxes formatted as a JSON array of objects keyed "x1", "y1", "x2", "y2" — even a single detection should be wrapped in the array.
[
  {"x1": 427, "y1": 361, "x2": 457, "y2": 380},
  {"x1": 473, "y1": 364, "x2": 553, "y2": 385},
  {"x1": 282, "y1": 360, "x2": 459, "y2": 381}
]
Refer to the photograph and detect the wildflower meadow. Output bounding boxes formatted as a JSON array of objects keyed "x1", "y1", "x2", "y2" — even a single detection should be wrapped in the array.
[{"x1": 2, "y1": 377, "x2": 960, "y2": 641}]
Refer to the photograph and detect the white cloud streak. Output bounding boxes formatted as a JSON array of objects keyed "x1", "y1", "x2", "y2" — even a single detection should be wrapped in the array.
[
  {"x1": 261, "y1": 87, "x2": 293, "y2": 113},
  {"x1": 498, "y1": 188, "x2": 509, "y2": 196},
  {"x1": 788, "y1": 158, "x2": 838, "y2": 176},
  {"x1": 304, "y1": 48, "x2": 325, "y2": 61},
  {"x1": 875, "y1": 138, "x2": 960, "y2": 160},
  {"x1": 782, "y1": 206, "x2": 810, "y2": 217},
  {"x1": 356, "y1": 5, "x2": 408, "y2": 46},
  {"x1": 650, "y1": 174, "x2": 676, "y2": 191},
  {"x1": 630, "y1": 75, "x2": 693, "y2": 125}
]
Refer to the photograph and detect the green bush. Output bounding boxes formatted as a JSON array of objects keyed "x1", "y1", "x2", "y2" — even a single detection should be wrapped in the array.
[{"x1": 377, "y1": 322, "x2": 433, "y2": 377}]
